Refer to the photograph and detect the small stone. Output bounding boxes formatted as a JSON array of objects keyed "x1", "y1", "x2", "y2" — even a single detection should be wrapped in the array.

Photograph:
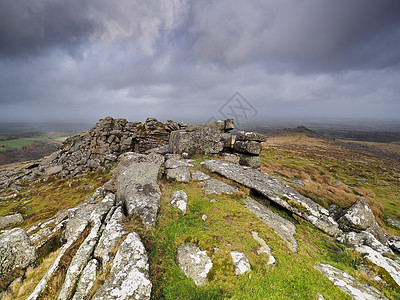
[
  {"x1": 171, "y1": 190, "x2": 188, "y2": 213},
  {"x1": 201, "y1": 214, "x2": 207, "y2": 222},
  {"x1": 231, "y1": 251, "x2": 251, "y2": 275},
  {"x1": 209, "y1": 199, "x2": 216, "y2": 203}
]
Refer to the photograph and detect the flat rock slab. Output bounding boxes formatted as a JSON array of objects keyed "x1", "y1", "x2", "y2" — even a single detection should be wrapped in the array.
[
  {"x1": 0, "y1": 228, "x2": 37, "y2": 277},
  {"x1": 356, "y1": 245, "x2": 400, "y2": 287},
  {"x1": 191, "y1": 170, "x2": 210, "y2": 181},
  {"x1": 94, "y1": 206, "x2": 125, "y2": 270},
  {"x1": 245, "y1": 197, "x2": 297, "y2": 252},
  {"x1": 201, "y1": 179, "x2": 238, "y2": 195},
  {"x1": 165, "y1": 159, "x2": 194, "y2": 169},
  {"x1": 177, "y1": 243, "x2": 213, "y2": 286},
  {"x1": 202, "y1": 160, "x2": 339, "y2": 237},
  {"x1": 93, "y1": 232, "x2": 152, "y2": 300},
  {"x1": 0, "y1": 213, "x2": 24, "y2": 229},
  {"x1": 116, "y1": 160, "x2": 162, "y2": 227},
  {"x1": 165, "y1": 166, "x2": 191, "y2": 183},
  {"x1": 171, "y1": 190, "x2": 188, "y2": 213},
  {"x1": 72, "y1": 259, "x2": 98, "y2": 300},
  {"x1": 314, "y1": 263, "x2": 387, "y2": 299},
  {"x1": 231, "y1": 251, "x2": 251, "y2": 275}
]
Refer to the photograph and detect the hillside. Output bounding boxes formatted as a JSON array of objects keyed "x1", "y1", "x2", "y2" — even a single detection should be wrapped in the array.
[{"x1": 0, "y1": 117, "x2": 399, "y2": 300}]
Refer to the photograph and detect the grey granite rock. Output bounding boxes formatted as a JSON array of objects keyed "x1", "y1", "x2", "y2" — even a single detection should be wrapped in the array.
[
  {"x1": 231, "y1": 251, "x2": 251, "y2": 275},
  {"x1": 165, "y1": 166, "x2": 191, "y2": 183},
  {"x1": 191, "y1": 170, "x2": 210, "y2": 181},
  {"x1": 201, "y1": 179, "x2": 238, "y2": 195},
  {"x1": 116, "y1": 158, "x2": 162, "y2": 227},
  {"x1": 236, "y1": 131, "x2": 267, "y2": 142},
  {"x1": 93, "y1": 232, "x2": 152, "y2": 300},
  {"x1": 234, "y1": 141, "x2": 262, "y2": 155},
  {"x1": 72, "y1": 259, "x2": 98, "y2": 300},
  {"x1": 177, "y1": 243, "x2": 213, "y2": 286},
  {"x1": 0, "y1": 228, "x2": 37, "y2": 277},
  {"x1": 0, "y1": 213, "x2": 24, "y2": 229},
  {"x1": 94, "y1": 206, "x2": 125, "y2": 270},
  {"x1": 252, "y1": 231, "x2": 275, "y2": 264},
  {"x1": 170, "y1": 190, "x2": 188, "y2": 213},
  {"x1": 314, "y1": 263, "x2": 387, "y2": 299}
]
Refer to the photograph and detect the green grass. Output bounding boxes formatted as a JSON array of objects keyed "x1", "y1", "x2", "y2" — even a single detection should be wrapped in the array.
[{"x1": 0, "y1": 137, "x2": 45, "y2": 151}]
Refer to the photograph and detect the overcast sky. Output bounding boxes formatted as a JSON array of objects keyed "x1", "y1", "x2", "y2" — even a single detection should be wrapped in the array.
[{"x1": 1, "y1": 0, "x2": 400, "y2": 125}]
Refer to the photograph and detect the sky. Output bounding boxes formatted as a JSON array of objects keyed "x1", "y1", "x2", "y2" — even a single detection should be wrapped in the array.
[{"x1": 0, "y1": 0, "x2": 400, "y2": 125}]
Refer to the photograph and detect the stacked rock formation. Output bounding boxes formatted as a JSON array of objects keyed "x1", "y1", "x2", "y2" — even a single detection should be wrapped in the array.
[
  {"x1": 233, "y1": 131, "x2": 267, "y2": 169},
  {"x1": 34, "y1": 117, "x2": 186, "y2": 178}
]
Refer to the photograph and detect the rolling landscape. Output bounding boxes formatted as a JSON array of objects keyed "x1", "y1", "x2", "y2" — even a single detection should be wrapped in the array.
[{"x1": 0, "y1": 117, "x2": 399, "y2": 299}]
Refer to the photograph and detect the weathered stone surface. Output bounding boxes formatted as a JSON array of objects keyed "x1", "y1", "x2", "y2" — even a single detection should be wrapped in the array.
[
  {"x1": 169, "y1": 128, "x2": 224, "y2": 154},
  {"x1": 231, "y1": 251, "x2": 251, "y2": 275},
  {"x1": 116, "y1": 158, "x2": 162, "y2": 228},
  {"x1": 224, "y1": 119, "x2": 235, "y2": 131},
  {"x1": 314, "y1": 263, "x2": 387, "y2": 299},
  {"x1": 337, "y1": 231, "x2": 392, "y2": 254},
  {"x1": 45, "y1": 165, "x2": 63, "y2": 176},
  {"x1": 58, "y1": 216, "x2": 105, "y2": 300},
  {"x1": 236, "y1": 131, "x2": 267, "y2": 142},
  {"x1": 234, "y1": 141, "x2": 262, "y2": 155},
  {"x1": 245, "y1": 197, "x2": 297, "y2": 252},
  {"x1": 177, "y1": 243, "x2": 213, "y2": 286},
  {"x1": 191, "y1": 170, "x2": 210, "y2": 181},
  {"x1": 221, "y1": 153, "x2": 240, "y2": 164},
  {"x1": 0, "y1": 228, "x2": 37, "y2": 277},
  {"x1": 72, "y1": 259, "x2": 98, "y2": 300},
  {"x1": 356, "y1": 245, "x2": 400, "y2": 287},
  {"x1": 94, "y1": 206, "x2": 125, "y2": 270},
  {"x1": 336, "y1": 198, "x2": 388, "y2": 247},
  {"x1": 170, "y1": 190, "x2": 188, "y2": 213},
  {"x1": 203, "y1": 160, "x2": 339, "y2": 237},
  {"x1": 165, "y1": 158, "x2": 193, "y2": 169},
  {"x1": 388, "y1": 218, "x2": 400, "y2": 230},
  {"x1": 27, "y1": 220, "x2": 90, "y2": 300},
  {"x1": 252, "y1": 231, "x2": 275, "y2": 264},
  {"x1": 93, "y1": 232, "x2": 152, "y2": 300},
  {"x1": 165, "y1": 166, "x2": 191, "y2": 183},
  {"x1": 238, "y1": 154, "x2": 261, "y2": 169},
  {"x1": 201, "y1": 179, "x2": 238, "y2": 195},
  {"x1": 386, "y1": 234, "x2": 400, "y2": 253},
  {"x1": 64, "y1": 193, "x2": 115, "y2": 242},
  {"x1": 0, "y1": 213, "x2": 24, "y2": 229}
]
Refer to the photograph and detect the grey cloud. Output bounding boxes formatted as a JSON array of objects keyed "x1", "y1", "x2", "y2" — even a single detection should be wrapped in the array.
[{"x1": 187, "y1": 0, "x2": 400, "y2": 72}]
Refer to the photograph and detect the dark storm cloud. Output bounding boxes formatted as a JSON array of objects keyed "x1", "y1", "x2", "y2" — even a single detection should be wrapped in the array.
[
  {"x1": 0, "y1": 0, "x2": 97, "y2": 56},
  {"x1": 0, "y1": 0, "x2": 399, "y2": 123}
]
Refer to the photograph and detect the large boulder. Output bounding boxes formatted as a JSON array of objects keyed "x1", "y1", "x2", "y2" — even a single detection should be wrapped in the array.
[
  {"x1": 177, "y1": 243, "x2": 213, "y2": 286},
  {"x1": 236, "y1": 131, "x2": 267, "y2": 142},
  {"x1": 337, "y1": 198, "x2": 388, "y2": 245},
  {"x1": 93, "y1": 232, "x2": 152, "y2": 300},
  {"x1": 115, "y1": 154, "x2": 163, "y2": 228},
  {"x1": 238, "y1": 154, "x2": 261, "y2": 169},
  {"x1": 0, "y1": 213, "x2": 24, "y2": 229},
  {"x1": 169, "y1": 128, "x2": 224, "y2": 154},
  {"x1": 234, "y1": 141, "x2": 262, "y2": 155},
  {"x1": 0, "y1": 228, "x2": 37, "y2": 278}
]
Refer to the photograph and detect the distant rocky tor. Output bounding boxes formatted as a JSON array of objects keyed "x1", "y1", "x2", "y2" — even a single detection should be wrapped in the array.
[{"x1": 0, "y1": 117, "x2": 399, "y2": 299}]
